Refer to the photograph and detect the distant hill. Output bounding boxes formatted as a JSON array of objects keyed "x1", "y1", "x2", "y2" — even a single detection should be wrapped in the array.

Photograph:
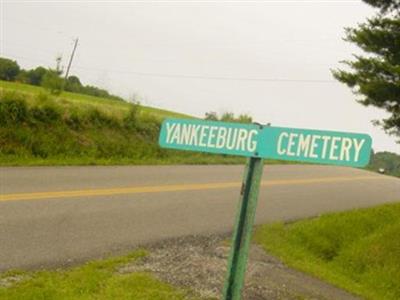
[
  {"x1": 368, "y1": 151, "x2": 400, "y2": 177},
  {"x1": 0, "y1": 80, "x2": 191, "y2": 120},
  {"x1": 0, "y1": 56, "x2": 123, "y2": 102}
]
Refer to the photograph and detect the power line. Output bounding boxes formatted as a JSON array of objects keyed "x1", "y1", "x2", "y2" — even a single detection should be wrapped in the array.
[
  {"x1": 2, "y1": 52, "x2": 336, "y2": 84},
  {"x1": 73, "y1": 67, "x2": 336, "y2": 83},
  {"x1": 122, "y1": 71, "x2": 335, "y2": 83}
]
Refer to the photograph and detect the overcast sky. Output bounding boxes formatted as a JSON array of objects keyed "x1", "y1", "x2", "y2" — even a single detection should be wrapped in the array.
[{"x1": 1, "y1": 0, "x2": 398, "y2": 154}]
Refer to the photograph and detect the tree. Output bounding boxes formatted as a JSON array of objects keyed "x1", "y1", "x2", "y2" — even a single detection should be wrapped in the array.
[
  {"x1": 204, "y1": 111, "x2": 253, "y2": 123},
  {"x1": 16, "y1": 69, "x2": 29, "y2": 83},
  {"x1": 220, "y1": 112, "x2": 235, "y2": 122},
  {"x1": 0, "y1": 57, "x2": 20, "y2": 81},
  {"x1": 332, "y1": 0, "x2": 400, "y2": 141},
  {"x1": 368, "y1": 151, "x2": 400, "y2": 177},
  {"x1": 205, "y1": 111, "x2": 218, "y2": 121},
  {"x1": 65, "y1": 75, "x2": 83, "y2": 93},
  {"x1": 26, "y1": 67, "x2": 47, "y2": 86},
  {"x1": 237, "y1": 114, "x2": 253, "y2": 123},
  {"x1": 41, "y1": 70, "x2": 64, "y2": 95}
]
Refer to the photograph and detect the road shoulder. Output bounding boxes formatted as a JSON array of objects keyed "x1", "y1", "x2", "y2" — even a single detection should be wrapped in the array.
[{"x1": 121, "y1": 234, "x2": 359, "y2": 300}]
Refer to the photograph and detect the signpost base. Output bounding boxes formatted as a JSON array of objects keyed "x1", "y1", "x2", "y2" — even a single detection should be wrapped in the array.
[{"x1": 222, "y1": 157, "x2": 264, "y2": 300}]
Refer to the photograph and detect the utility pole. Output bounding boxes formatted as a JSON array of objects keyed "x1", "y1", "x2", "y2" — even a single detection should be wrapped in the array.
[{"x1": 64, "y1": 38, "x2": 79, "y2": 81}]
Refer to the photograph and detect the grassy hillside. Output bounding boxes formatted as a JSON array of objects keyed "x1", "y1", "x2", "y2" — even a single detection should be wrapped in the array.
[
  {"x1": 0, "y1": 80, "x2": 245, "y2": 166},
  {"x1": 254, "y1": 202, "x2": 400, "y2": 300},
  {"x1": 0, "y1": 80, "x2": 191, "y2": 120}
]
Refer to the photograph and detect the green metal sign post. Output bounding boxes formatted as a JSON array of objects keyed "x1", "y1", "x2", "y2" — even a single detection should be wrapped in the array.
[
  {"x1": 158, "y1": 118, "x2": 373, "y2": 300},
  {"x1": 222, "y1": 156, "x2": 264, "y2": 300}
]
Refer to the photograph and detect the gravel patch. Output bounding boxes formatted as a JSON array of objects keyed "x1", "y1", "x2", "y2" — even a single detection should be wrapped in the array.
[{"x1": 119, "y1": 234, "x2": 360, "y2": 300}]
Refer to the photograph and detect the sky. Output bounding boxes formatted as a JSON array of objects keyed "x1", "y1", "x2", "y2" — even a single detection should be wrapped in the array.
[{"x1": 1, "y1": 0, "x2": 399, "y2": 154}]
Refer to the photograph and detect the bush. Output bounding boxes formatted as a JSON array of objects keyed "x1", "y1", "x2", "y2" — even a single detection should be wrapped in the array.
[
  {"x1": 26, "y1": 67, "x2": 48, "y2": 86},
  {"x1": 41, "y1": 70, "x2": 64, "y2": 95},
  {"x1": 64, "y1": 75, "x2": 83, "y2": 93},
  {"x1": 0, "y1": 92, "x2": 28, "y2": 125},
  {"x1": 36, "y1": 92, "x2": 52, "y2": 104},
  {"x1": 136, "y1": 113, "x2": 160, "y2": 140},
  {"x1": 30, "y1": 105, "x2": 62, "y2": 124},
  {"x1": 123, "y1": 103, "x2": 141, "y2": 130},
  {"x1": 65, "y1": 111, "x2": 83, "y2": 130},
  {"x1": 87, "y1": 109, "x2": 120, "y2": 128}
]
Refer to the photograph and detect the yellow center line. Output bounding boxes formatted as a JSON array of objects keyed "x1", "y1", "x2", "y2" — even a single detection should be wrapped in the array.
[{"x1": 0, "y1": 175, "x2": 384, "y2": 202}]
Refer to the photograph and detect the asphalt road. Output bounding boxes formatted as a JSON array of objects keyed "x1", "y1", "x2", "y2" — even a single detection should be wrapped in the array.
[{"x1": 1, "y1": 165, "x2": 399, "y2": 272}]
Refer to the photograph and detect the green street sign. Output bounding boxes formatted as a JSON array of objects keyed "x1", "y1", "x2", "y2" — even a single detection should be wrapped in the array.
[
  {"x1": 158, "y1": 117, "x2": 373, "y2": 300},
  {"x1": 258, "y1": 126, "x2": 372, "y2": 167},
  {"x1": 159, "y1": 118, "x2": 372, "y2": 167},
  {"x1": 159, "y1": 118, "x2": 260, "y2": 157}
]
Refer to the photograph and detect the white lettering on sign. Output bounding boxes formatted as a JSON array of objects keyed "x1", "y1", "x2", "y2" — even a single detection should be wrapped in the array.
[
  {"x1": 170, "y1": 124, "x2": 181, "y2": 144},
  {"x1": 199, "y1": 126, "x2": 208, "y2": 147},
  {"x1": 165, "y1": 122, "x2": 259, "y2": 153},
  {"x1": 309, "y1": 135, "x2": 321, "y2": 158},
  {"x1": 287, "y1": 133, "x2": 297, "y2": 156},
  {"x1": 190, "y1": 125, "x2": 200, "y2": 145},
  {"x1": 226, "y1": 128, "x2": 238, "y2": 150},
  {"x1": 166, "y1": 122, "x2": 176, "y2": 143},
  {"x1": 180, "y1": 124, "x2": 191, "y2": 145},
  {"x1": 277, "y1": 132, "x2": 288, "y2": 155},
  {"x1": 275, "y1": 131, "x2": 366, "y2": 162},
  {"x1": 321, "y1": 136, "x2": 331, "y2": 159},
  {"x1": 208, "y1": 126, "x2": 217, "y2": 148},
  {"x1": 216, "y1": 127, "x2": 227, "y2": 149},
  {"x1": 237, "y1": 129, "x2": 247, "y2": 151},
  {"x1": 340, "y1": 137, "x2": 352, "y2": 161},
  {"x1": 247, "y1": 130, "x2": 258, "y2": 152},
  {"x1": 353, "y1": 138, "x2": 365, "y2": 161},
  {"x1": 329, "y1": 137, "x2": 340, "y2": 160},
  {"x1": 297, "y1": 134, "x2": 311, "y2": 157}
]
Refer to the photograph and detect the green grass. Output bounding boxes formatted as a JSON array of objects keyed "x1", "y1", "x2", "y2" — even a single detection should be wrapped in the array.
[
  {"x1": 0, "y1": 250, "x2": 207, "y2": 300},
  {"x1": 0, "y1": 80, "x2": 191, "y2": 120},
  {"x1": 254, "y1": 202, "x2": 400, "y2": 300},
  {"x1": 0, "y1": 81, "x2": 249, "y2": 166}
]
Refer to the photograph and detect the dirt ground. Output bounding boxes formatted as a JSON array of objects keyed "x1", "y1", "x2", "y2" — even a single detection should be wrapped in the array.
[{"x1": 120, "y1": 234, "x2": 360, "y2": 300}]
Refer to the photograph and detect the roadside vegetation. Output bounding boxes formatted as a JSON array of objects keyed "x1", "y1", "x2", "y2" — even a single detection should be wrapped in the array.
[
  {"x1": 368, "y1": 151, "x2": 400, "y2": 177},
  {"x1": 0, "y1": 81, "x2": 248, "y2": 166},
  {"x1": 254, "y1": 202, "x2": 400, "y2": 300},
  {"x1": 0, "y1": 250, "x2": 208, "y2": 300},
  {"x1": 2, "y1": 80, "x2": 397, "y2": 169}
]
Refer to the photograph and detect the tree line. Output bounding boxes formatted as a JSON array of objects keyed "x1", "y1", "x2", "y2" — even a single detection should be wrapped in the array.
[
  {"x1": 369, "y1": 151, "x2": 400, "y2": 177},
  {"x1": 0, "y1": 57, "x2": 123, "y2": 101},
  {"x1": 204, "y1": 111, "x2": 253, "y2": 123}
]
